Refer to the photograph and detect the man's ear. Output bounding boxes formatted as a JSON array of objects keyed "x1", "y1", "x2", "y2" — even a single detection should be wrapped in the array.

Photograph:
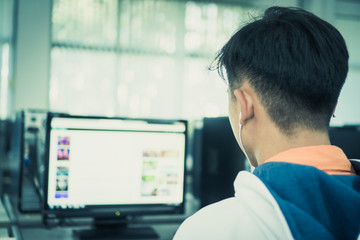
[{"x1": 233, "y1": 88, "x2": 254, "y2": 125}]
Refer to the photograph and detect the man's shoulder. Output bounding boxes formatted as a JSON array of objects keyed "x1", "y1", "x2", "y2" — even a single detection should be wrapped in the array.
[
  {"x1": 182, "y1": 196, "x2": 249, "y2": 225},
  {"x1": 253, "y1": 161, "x2": 360, "y2": 240},
  {"x1": 173, "y1": 197, "x2": 256, "y2": 240},
  {"x1": 173, "y1": 171, "x2": 293, "y2": 240}
]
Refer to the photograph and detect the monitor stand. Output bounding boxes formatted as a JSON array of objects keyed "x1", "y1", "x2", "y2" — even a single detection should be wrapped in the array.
[{"x1": 73, "y1": 217, "x2": 159, "y2": 240}]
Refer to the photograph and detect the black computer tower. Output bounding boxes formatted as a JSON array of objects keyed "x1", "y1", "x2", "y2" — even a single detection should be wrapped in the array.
[
  {"x1": 192, "y1": 117, "x2": 247, "y2": 208},
  {"x1": 9, "y1": 110, "x2": 47, "y2": 212}
]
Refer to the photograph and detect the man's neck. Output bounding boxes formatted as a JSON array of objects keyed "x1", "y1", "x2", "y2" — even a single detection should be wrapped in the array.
[{"x1": 256, "y1": 127, "x2": 331, "y2": 166}]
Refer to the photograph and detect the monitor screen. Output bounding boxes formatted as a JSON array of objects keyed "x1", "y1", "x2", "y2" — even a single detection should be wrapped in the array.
[{"x1": 43, "y1": 113, "x2": 187, "y2": 218}]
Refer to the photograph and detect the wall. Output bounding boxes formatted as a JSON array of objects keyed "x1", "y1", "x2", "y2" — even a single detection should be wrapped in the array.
[
  {"x1": 332, "y1": 1, "x2": 360, "y2": 125},
  {"x1": 14, "y1": 0, "x2": 51, "y2": 112},
  {"x1": 299, "y1": 0, "x2": 360, "y2": 125}
]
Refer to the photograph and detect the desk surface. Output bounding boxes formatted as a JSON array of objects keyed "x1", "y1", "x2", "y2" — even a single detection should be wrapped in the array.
[
  {"x1": 20, "y1": 223, "x2": 181, "y2": 240},
  {"x1": 4, "y1": 193, "x2": 200, "y2": 240},
  {"x1": 2, "y1": 191, "x2": 201, "y2": 240},
  {"x1": 13, "y1": 212, "x2": 186, "y2": 240},
  {"x1": 0, "y1": 200, "x2": 12, "y2": 239}
]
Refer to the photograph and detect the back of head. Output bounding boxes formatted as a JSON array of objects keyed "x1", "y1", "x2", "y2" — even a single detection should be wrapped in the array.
[{"x1": 215, "y1": 6, "x2": 349, "y2": 135}]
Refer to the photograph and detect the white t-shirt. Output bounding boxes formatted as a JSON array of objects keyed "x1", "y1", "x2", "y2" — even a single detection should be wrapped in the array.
[{"x1": 173, "y1": 171, "x2": 294, "y2": 240}]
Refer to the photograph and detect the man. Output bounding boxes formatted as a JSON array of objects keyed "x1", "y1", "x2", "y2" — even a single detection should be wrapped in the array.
[{"x1": 174, "y1": 6, "x2": 360, "y2": 240}]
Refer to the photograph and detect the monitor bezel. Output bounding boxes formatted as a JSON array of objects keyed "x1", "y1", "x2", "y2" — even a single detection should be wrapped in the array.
[{"x1": 42, "y1": 112, "x2": 187, "y2": 218}]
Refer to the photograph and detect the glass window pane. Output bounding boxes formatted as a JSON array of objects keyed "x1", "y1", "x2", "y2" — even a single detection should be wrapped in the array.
[
  {"x1": 52, "y1": 0, "x2": 118, "y2": 46},
  {"x1": 50, "y1": 0, "x2": 261, "y2": 119},
  {"x1": 183, "y1": 57, "x2": 228, "y2": 119},
  {"x1": 119, "y1": 0, "x2": 181, "y2": 54},
  {"x1": 116, "y1": 54, "x2": 179, "y2": 118},
  {"x1": 184, "y1": 2, "x2": 259, "y2": 56},
  {"x1": 50, "y1": 48, "x2": 116, "y2": 116}
]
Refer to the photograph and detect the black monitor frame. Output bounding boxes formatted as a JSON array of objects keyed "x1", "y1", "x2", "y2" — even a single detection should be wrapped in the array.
[
  {"x1": 329, "y1": 125, "x2": 360, "y2": 159},
  {"x1": 42, "y1": 112, "x2": 188, "y2": 222}
]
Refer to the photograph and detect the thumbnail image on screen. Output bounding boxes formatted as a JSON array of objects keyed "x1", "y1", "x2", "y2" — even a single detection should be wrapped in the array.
[
  {"x1": 141, "y1": 149, "x2": 180, "y2": 197},
  {"x1": 55, "y1": 166, "x2": 69, "y2": 199},
  {"x1": 57, "y1": 136, "x2": 70, "y2": 160}
]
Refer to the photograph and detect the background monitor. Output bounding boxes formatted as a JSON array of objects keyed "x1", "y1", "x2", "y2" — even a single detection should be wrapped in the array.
[
  {"x1": 192, "y1": 117, "x2": 247, "y2": 208},
  {"x1": 0, "y1": 118, "x2": 12, "y2": 198},
  {"x1": 43, "y1": 113, "x2": 187, "y2": 238},
  {"x1": 7, "y1": 110, "x2": 47, "y2": 213},
  {"x1": 329, "y1": 125, "x2": 360, "y2": 159}
]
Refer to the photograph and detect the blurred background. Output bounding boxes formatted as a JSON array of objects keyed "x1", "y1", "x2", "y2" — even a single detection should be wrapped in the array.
[
  {"x1": 0, "y1": 0, "x2": 359, "y2": 123},
  {"x1": 0, "y1": 0, "x2": 360, "y2": 239}
]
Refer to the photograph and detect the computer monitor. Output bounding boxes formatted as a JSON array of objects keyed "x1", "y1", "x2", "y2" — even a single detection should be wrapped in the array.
[
  {"x1": 192, "y1": 117, "x2": 247, "y2": 208},
  {"x1": 8, "y1": 110, "x2": 47, "y2": 213},
  {"x1": 42, "y1": 113, "x2": 187, "y2": 238},
  {"x1": 329, "y1": 125, "x2": 360, "y2": 159}
]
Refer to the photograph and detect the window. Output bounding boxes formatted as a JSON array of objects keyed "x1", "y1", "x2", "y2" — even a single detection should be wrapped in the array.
[
  {"x1": 0, "y1": 0, "x2": 15, "y2": 120},
  {"x1": 50, "y1": 0, "x2": 259, "y2": 119}
]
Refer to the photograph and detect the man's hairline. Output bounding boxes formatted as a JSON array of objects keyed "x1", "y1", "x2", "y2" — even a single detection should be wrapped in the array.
[{"x1": 227, "y1": 75, "x2": 330, "y2": 136}]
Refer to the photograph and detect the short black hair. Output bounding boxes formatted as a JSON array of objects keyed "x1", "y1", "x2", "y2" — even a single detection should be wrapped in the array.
[{"x1": 214, "y1": 6, "x2": 349, "y2": 134}]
